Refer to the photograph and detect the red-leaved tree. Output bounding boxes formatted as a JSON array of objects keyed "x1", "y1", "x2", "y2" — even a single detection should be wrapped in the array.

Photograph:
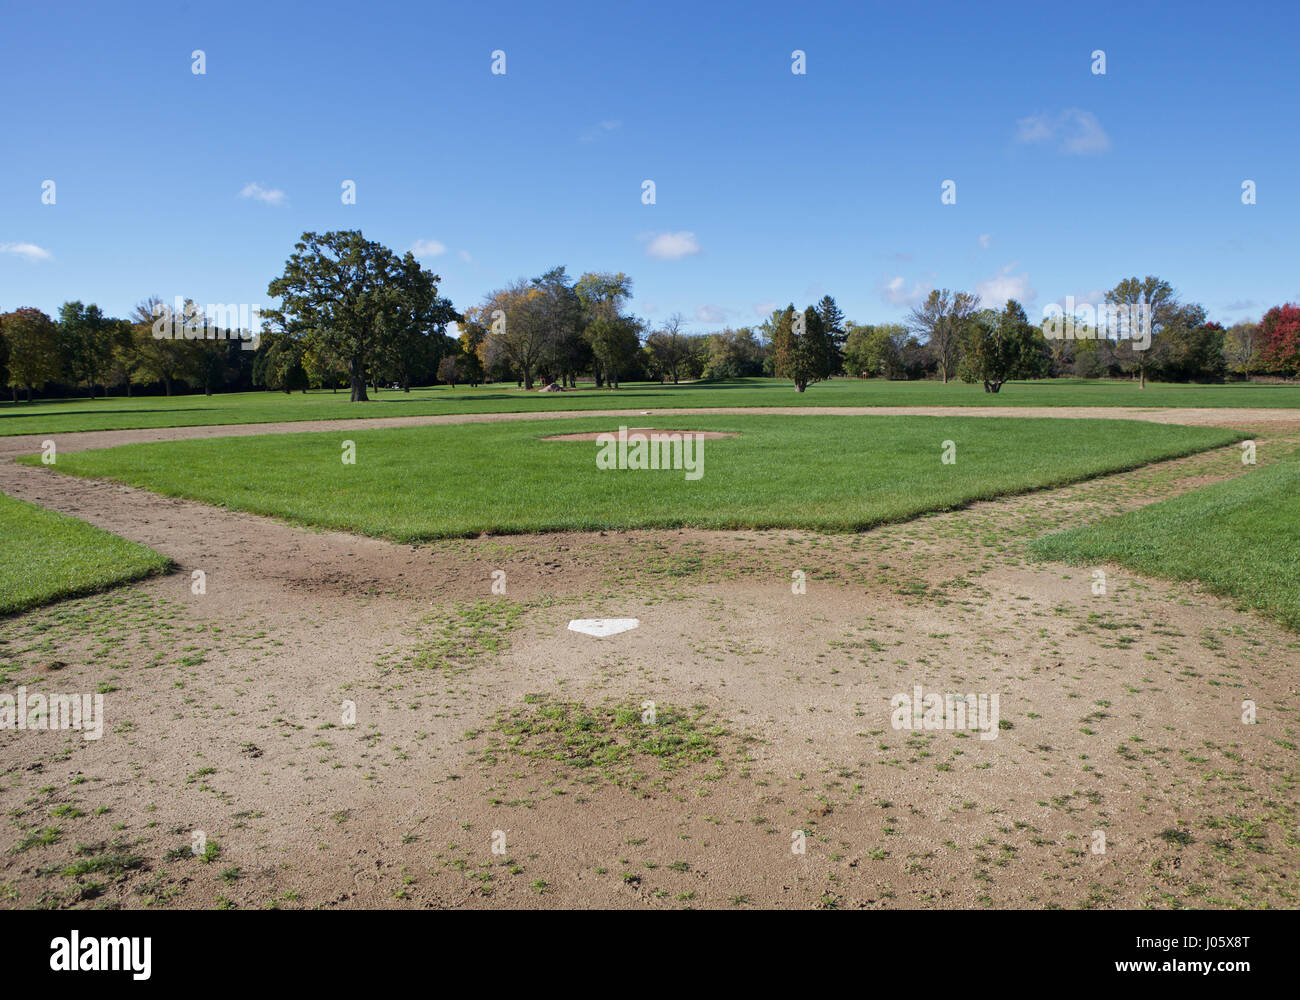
[{"x1": 1259, "y1": 303, "x2": 1300, "y2": 377}]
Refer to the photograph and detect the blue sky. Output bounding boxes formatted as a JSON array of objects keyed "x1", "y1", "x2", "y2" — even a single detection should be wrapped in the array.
[{"x1": 2, "y1": 0, "x2": 1297, "y2": 333}]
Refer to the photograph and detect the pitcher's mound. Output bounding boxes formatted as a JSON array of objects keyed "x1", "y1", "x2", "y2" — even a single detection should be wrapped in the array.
[{"x1": 540, "y1": 428, "x2": 739, "y2": 442}]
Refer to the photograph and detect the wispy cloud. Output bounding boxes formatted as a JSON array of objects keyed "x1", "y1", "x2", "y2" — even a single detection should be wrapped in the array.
[
  {"x1": 879, "y1": 275, "x2": 932, "y2": 308},
  {"x1": 753, "y1": 300, "x2": 779, "y2": 317},
  {"x1": 0, "y1": 241, "x2": 52, "y2": 261},
  {"x1": 978, "y1": 233, "x2": 993, "y2": 249},
  {"x1": 694, "y1": 304, "x2": 726, "y2": 324},
  {"x1": 458, "y1": 249, "x2": 472, "y2": 263},
  {"x1": 1015, "y1": 109, "x2": 1110, "y2": 154},
  {"x1": 644, "y1": 231, "x2": 700, "y2": 260},
  {"x1": 409, "y1": 239, "x2": 447, "y2": 258},
  {"x1": 580, "y1": 120, "x2": 622, "y2": 142},
  {"x1": 239, "y1": 182, "x2": 286, "y2": 205}
]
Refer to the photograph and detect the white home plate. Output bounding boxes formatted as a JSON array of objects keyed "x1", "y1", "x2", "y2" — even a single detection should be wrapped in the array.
[{"x1": 568, "y1": 618, "x2": 640, "y2": 638}]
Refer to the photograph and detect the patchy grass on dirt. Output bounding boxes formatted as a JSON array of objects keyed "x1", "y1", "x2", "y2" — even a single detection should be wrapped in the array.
[
  {"x1": 407, "y1": 599, "x2": 534, "y2": 677},
  {"x1": 478, "y1": 695, "x2": 729, "y2": 789},
  {"x1": 29, "y1": 415, "x2": 1242, "y2": 541},
  {"x1": 0, "y1": 491, "x2": 172, "y2": 615},
  {"x1": 1031, "y1": 455, "x2": 1300, "y2": 630}
]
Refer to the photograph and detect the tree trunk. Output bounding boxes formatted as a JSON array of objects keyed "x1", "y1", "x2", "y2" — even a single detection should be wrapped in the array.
[
  {"x1": 350, "y1": 372, "x2": 369, "y2": 402},
  {"x1": 26, "y1": 385, "x2": 33, "y2": 403},
  {"x1": 164, "y1": 377, "x2": 172, "y2": 396}
]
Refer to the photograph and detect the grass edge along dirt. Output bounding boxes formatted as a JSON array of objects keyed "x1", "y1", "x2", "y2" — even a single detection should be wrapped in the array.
[
  {"x1": 20, "y1": 415, "x2": 1246, "y2": 543},
  {"x1": 1030, "y1": 453, "x2": 1300, "y2": 632},
  {"x1": 0, "y1": 491, "x2": 172, "y2": 615}
]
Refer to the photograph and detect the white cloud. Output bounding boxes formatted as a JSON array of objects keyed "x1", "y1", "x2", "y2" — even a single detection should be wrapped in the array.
[
  {"x1": 238, "y1": 182, "x2": 286, "y2": 205},
  {"x1": 976, "y1": 263, "x2": 1036, "y2": 306},
  {"x1": 753, "y1": 300, "x2": 779, "y2": 317},
  {"x1": 695, "y1": 304, "x2": 726, "y2": 324},
  {"x1": 410, "y1": 239, "x2": 447, "y2": 258},
  {"x1": 458, "y1": 249, "x2": 472, "y2": 263},
  {"x1": 0, "y1": 242, "x2": 52, "y2": 261},
  {"x1": 644, "y1": 231, "x2": 700, "y2": 260},
  {"x1": 879, "y1": 275, "x2": 932, "y2": 308},
  {"x1": 1015, "y1": 109, "x2": 1110, "y2": 155},
  {"x1": 978, "y1": 233, "x2": 992, "y2": 249}
]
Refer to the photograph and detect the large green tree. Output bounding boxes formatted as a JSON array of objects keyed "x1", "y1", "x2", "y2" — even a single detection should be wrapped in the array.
[
  {"x1": 533, "y1": 266, "x2": 586, "y2": 387},
  {"x1": 131, "y1": 297, "x2": 196, "y2": 396},
  {"x1": 58, "y1": 300, "x2": 117, "y2": 398},
  {"x1": 908, "y1": 289, "x2": 979, "y2": 383},
  {"x1": 1223, "y1": 321, "x2": 1261, "y2": 378},
  {"x1": 375, "y1": 251, "x2": 459, "y2": 391},
  {"x1": 843, "y1": 322, "x2": 908, "y2": 379},
  {"x1": 267, "y1": 231, "x2": 407, "y2": 402},
  {"x1": 644, "y1": 313, "x2": 691, "y2": 383},
  {"x1": 1104, "y1": 276, "x2": 1180, "y2": 388},
  {"x1": 576, "y1": 271, "x2": 634, "y2": 388},
  {"x1": 480, "y1": 280, "x2": 549, "y2": 389},
  {"x1": 771, "y1": 304, "x2": 832, "y2": 391},
  {"x1": 1, "y1": 307, "x2": 62, "y2": 402},
  {"x1": 957, "y1": 300, "x2": 1041, "y2": 392},
  {"x1": 816, "y1": 294, "x2": 847, "y2": 373}
]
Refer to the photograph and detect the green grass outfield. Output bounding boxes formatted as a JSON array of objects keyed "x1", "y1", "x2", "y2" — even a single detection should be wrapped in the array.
[
  {"x1": 26, "y1": 415, "x2": 1243, "y2": 542},
  {"x1": 1031, "y1": 454, "x2": 1300, "y2": 631},
  {"x1": 3, "y1": 377, "x2": 1299, "y2": 436},
  {"x1": 0, "y1": 492, "x2": 172, "y2": 615}
]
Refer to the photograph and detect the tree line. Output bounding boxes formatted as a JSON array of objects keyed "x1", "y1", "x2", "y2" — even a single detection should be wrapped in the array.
[{"x1": 4, "y1": 233, "x2": 1299, "y2": 403}]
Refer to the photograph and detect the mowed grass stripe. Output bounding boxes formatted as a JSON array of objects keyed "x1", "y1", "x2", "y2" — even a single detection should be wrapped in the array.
[
  {"x1": 4, "y1": 377, "x2": 1300, "y2": 436},
  {"x1": 0, "y1": 492, "x2": 172, "y2": 615},
  {"x1": 1031, "y1": 454, "x2": 1300, "y2": 631},
  {"x1": 27, "y1": 415, "x2": 1243, "y2": 542}
]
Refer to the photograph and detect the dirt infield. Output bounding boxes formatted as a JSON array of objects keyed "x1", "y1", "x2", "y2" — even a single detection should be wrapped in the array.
[{"x1": 1, "y1": 407, "x2": 1297, "y2": 909}]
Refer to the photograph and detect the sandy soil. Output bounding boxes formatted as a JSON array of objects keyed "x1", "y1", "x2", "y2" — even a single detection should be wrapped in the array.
[{"x1": 0, "y1": 408, "x2": 1296, "y2": 909}]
